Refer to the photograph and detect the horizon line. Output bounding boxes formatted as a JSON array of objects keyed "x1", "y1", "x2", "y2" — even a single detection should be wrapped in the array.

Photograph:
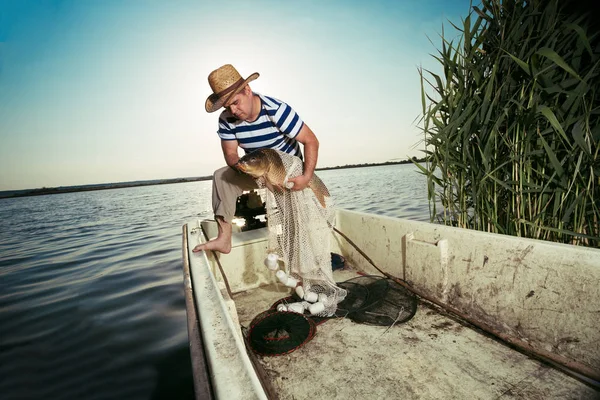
[{"x1": 0, "y1": 158, "x2": 426, "y2": 194}]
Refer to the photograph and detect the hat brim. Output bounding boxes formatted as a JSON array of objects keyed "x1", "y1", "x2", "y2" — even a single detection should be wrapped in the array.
[{"x1": 205, "y1": 72, "x2": 260, "y2": 113}]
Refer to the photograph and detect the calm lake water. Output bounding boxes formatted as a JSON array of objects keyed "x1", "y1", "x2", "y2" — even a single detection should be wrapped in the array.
[{"x1": 0, "y1": 163, "x2": 429, "y2": 400}]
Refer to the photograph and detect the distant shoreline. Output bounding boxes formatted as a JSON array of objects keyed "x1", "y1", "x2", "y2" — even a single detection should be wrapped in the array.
[{"x1": 0, "y1": 158, "x2": 424, "y2": 199}]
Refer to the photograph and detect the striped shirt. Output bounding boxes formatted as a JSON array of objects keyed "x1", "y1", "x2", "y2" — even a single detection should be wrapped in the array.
[{"x1": 216, "y1": 93, "x2": 304, "y2": 158}]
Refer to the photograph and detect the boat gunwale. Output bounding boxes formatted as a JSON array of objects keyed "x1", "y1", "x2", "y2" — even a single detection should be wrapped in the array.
[
  {"x1": 185, "y1": 220, "x2": 269, "y2": 400},
  {"x1": 182, "y1": 224, "x2": 215, "y2": 399}
]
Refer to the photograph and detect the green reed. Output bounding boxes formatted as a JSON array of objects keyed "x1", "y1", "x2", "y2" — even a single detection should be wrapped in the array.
[{"x1": 416, "y1": 0, "x2": 599, "y2": 247}]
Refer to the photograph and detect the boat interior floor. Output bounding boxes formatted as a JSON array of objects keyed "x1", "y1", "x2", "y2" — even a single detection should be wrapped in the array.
[{"x1": 232, "y1": 268, "x2": 598, "y2": 400}]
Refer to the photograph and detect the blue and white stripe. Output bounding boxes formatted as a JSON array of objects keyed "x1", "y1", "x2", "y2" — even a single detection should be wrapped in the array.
[{"x1": 217, "y1": 93, "x2": 304, "y2": 158}]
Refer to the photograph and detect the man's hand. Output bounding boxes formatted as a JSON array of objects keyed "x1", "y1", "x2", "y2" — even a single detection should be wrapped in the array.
[{"x1": 287, "y1": 174, "x2": 311, "y2": 191}]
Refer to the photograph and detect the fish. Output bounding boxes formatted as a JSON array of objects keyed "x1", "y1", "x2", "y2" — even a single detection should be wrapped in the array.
[{"x1": 236, "y1": 148, "x2": 330, "y2": 207}]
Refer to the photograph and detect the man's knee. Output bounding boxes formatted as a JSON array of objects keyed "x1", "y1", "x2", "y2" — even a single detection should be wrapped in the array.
[
  {"x1": 213, "y1": 166, "x2": 231, "y2": 181},
  {"x1": 214, "y1": 165, "x2": 256, "y2": 190}
]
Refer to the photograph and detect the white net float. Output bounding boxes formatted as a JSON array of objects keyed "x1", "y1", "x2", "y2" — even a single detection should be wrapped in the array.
[{"x1": 264, "y1": 253, "x2": 279, "y2": 270}]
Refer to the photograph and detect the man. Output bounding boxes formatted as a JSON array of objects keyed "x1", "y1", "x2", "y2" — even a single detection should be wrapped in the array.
[{"x1": 193, "y1": 64, "x2": 320, "y2": 254}]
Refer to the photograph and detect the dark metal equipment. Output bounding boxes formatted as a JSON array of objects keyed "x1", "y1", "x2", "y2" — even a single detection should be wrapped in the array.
[{"x1": 234, "y1": 190, "x2": 267, "y2": 231}]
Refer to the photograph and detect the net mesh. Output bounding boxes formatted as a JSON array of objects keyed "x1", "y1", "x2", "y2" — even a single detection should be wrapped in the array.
[
  {"x1": 255, "y1": 149, "x2": 347, "y2": 317},
  {"x1": 337, "y1": 276, "x2": 418, "y2": 325}
]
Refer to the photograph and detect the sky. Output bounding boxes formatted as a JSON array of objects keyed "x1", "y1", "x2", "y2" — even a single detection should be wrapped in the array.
[{"x1": 0, "y1": 0, "x2": 473, "y2": 190}]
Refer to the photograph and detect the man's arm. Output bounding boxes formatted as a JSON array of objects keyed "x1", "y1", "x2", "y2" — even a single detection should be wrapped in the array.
[
  {"x1": 221, "y1": 139, "x2": 240, "y2": 168},
  {"x1": 288, "y1": 123, "x2": 319, "y2": 191}
]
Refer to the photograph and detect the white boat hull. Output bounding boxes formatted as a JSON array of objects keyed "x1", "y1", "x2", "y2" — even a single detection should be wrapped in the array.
[{"x1": 182, "y1": 209, "x2": 600, "y2": 399}]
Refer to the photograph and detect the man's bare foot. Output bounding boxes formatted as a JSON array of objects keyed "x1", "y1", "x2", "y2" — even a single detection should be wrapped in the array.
[
  {"x1": 192, "y1": 238, "x2": 231, "y2": 254},
  {"x1": 192, "y1": 216, "x2": 233, "y2": 254}
]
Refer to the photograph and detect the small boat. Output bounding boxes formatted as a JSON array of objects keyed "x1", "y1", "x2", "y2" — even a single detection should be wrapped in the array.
[{"x1": 181, "y1": 199, "x2": 600, "y2": 399}]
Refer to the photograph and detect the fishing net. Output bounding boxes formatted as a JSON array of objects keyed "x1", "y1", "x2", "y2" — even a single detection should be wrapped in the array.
[
  {"x1": 268, "y1": 276, "x2": 417, "y2": 326},
  {"x1": 270, "y1": 296, "x2": 330, "y2": 326},
  {"x1": 247, "y1": 275, "x2": 418, "y2": 356},
  {"x1": 255, "y1": 149, "x2": 347, "y2": 317},
  {"x1": 337, "y1": 276, "x2": 418, "y2": 325},
  {"x1": 247, "y1": 309, "x2": 317, "y2": 356}
]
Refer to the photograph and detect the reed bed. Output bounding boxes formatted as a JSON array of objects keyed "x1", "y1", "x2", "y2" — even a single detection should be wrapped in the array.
[{"x1": 416, "y1": 0, "x2": 600, "y2": 247}]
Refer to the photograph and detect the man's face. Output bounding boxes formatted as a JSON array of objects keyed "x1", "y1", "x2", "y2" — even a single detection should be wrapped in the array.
[{"x1": 225, "y1": 86, "x2": 253, "y2": 121}]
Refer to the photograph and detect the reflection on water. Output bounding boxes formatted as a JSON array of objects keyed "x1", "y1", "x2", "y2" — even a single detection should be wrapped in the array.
[
  {"x1": 0, "y1": 164, "x2": 428, "y2": 399},
  {"x1": 319, "y1": 163, "x2": 430, "y2": 221}
]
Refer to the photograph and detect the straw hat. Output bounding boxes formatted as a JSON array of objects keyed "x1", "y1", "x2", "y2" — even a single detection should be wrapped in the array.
[{"x1": 205, "y1": 64, "x2": 259, "y2": 113}]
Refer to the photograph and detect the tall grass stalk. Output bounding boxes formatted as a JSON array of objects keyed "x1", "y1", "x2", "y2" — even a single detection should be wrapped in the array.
[{"x1": 416, "y1": 0, "x2": 599, "y2": 247}]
